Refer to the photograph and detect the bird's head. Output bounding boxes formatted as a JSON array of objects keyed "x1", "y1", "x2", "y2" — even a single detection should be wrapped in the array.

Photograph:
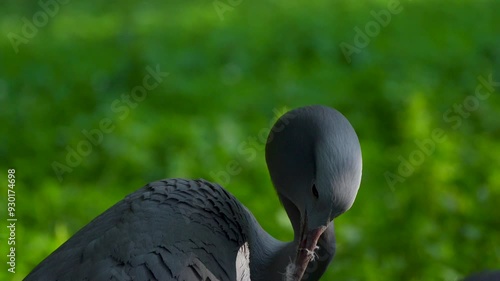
[{"x1": 265, "y1": 105, "x2": 362, "y2": 280}]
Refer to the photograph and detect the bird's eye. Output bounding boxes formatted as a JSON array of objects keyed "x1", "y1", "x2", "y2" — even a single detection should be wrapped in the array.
[{"x1": 312, "y1": 184, "x2": 319, "y2": 198}]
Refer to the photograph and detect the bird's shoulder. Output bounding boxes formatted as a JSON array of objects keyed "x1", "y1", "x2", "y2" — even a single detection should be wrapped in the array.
[{"x1": 127, "y1": 178, "x2": 238, "y2": 205}]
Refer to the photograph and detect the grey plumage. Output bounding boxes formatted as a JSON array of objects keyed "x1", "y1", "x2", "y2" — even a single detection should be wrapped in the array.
[
  {"x1": 25, "y1": 105, "x2": 363, "y2": 281},
  {"x1": 463, "y1": 271, "x2": 500, "y2": 281},
  {"x1": 26, "y1": 179, "x2": 249, "y2": 280}
]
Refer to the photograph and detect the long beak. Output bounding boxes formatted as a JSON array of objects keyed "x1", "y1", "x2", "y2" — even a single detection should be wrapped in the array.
[{"x1": 290, "y1": 225, "x2": 327, "y2": 280}]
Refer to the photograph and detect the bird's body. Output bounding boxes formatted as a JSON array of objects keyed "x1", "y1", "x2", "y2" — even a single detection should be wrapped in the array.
[
  {"x1": 26, "y1": 178, "x2": 336, "y2": 281},
  {"x1": 27, "y1": 179, "x2": 248, "y2": 280},
  {"x1": 26, "y1": 105, "x2": 362, "y2": 281}
]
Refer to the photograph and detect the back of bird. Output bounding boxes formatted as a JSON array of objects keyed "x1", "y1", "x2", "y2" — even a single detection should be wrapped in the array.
[{"x1": 24, "y1": 179, "x2": 249, "y2": 281}]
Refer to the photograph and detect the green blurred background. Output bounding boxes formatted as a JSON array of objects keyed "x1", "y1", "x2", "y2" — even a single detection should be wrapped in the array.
[{"x1": 1, "y1": 0, "x2": 499, "y2": 280}]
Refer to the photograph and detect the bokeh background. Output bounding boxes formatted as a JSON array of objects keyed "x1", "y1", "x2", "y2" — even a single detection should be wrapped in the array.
[{"x1": 1, "y1": 0, "x2": 499, "y2": 280}]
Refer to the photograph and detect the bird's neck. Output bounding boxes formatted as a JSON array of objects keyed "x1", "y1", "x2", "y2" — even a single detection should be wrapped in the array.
[
  {"x1": 277, "y1": 192, "x2": 302, "y2": 241},
  {"x1": 242, "y1": 207, "x2": 299, "y2": 281},
  {"x1": 243, "y1": 208, "x2": 336, "y2": 281}
]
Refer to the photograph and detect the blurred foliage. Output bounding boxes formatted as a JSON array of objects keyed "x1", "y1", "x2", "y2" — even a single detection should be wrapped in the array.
[{"x1": 1, "y1": 0, "x2": 499, "y2": 280}]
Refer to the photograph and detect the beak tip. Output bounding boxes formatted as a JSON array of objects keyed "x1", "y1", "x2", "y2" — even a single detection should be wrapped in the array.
[{"x1": 292, "y1": 225, "x2": 328, "y2": 280}]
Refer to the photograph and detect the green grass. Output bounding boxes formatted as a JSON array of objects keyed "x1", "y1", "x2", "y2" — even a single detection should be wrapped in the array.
[{"x1": 1, "y1": 0, "x2": 499, "y2": 280}]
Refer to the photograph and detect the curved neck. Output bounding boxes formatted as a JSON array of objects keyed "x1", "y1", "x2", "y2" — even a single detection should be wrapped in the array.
[
  {"x1": 242, "y1": 208, "x2": 336, "y2": 281},
  {"x1": 278, "y1": 192, "x2": 302, "y2": 241},
  {"x1": 242, "y1": 207, "x2": 297, "y2": 281}
]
